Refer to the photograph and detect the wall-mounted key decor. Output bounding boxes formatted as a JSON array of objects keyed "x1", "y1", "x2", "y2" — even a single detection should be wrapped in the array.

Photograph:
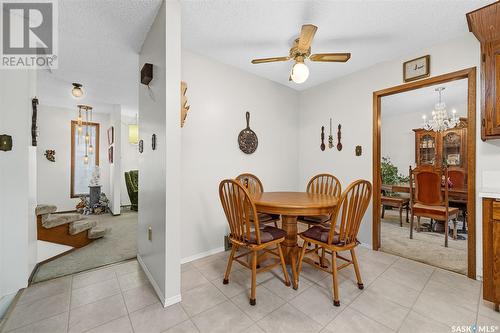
[
  {"x1": 337, "y1": 124, "x2": 343, "y2": 151},
  {"x1": 355, "y1": 145, "x2": 362, "y2": 156},
  {"x1": 320, "y1": 126, "x2": 326, "y2": 151}
]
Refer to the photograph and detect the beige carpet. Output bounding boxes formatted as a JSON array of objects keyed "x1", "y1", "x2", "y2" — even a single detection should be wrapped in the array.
[
  {"x1": 380, "y1": 209, "x2": 467, "y2": 275},
  {"x1": 33, "y1": 209, "x2": 137, "y2": 283}
]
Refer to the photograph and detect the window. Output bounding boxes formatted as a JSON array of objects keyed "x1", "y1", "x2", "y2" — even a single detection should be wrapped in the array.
[{"x1": 71, "y1": 121, "x2": 100, "y2": 197}]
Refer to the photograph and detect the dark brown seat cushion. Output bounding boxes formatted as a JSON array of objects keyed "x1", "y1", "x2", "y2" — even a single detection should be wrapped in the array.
[
  {"x1": 301, "y1": 226, "x2": 341, "y2": 244},
  {"x1": 247, "y1": 226, "x2": 286, "y2": 244},
  {"x1": 297, "y1": 215, "x2": 330, "y2": 224}
]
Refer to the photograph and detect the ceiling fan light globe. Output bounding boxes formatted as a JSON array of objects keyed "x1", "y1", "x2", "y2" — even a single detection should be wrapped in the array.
[
  {"x1": 291, "y1": 62, "x2": 309, "y2": 83},
  {"x1": 72, "y1": 86, "x2": 83, "y2": 98}
]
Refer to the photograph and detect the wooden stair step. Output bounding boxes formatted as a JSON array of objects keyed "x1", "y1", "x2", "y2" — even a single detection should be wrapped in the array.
[
  {"x1": 88, "y1": 227, "x2": 110, "y2": 239},
  {"x1": 35, "y1": 204, "x2": 57, "y2": 216},
  {"x1": 69, "y1": 219, "x2": 97, "y2": 235},
  {"x1": 42, "y1": 213, "x2": 82, "y2": 229}
]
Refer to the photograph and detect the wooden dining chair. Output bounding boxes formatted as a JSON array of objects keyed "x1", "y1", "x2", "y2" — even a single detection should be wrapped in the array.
[
  {"x1": 236, "y1": 173, "x2": 280, "y2": 227},
  {"x1": 219, "y1": 179, "x2": 290, "y2": 306},
  {"x1": 297, "y1": 179, "x2": 372, "y2": 306},
  {"x1": 297, "y1": 174, "x2": 342, "y2": 228},
  {"x1": 409, "y1": 165, "x2": 459, "y2": 247}
]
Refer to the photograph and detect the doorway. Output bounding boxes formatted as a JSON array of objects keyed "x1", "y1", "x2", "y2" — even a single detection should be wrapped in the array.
[{"x1": 372, "y1": 68, "x2": 476, "y2": 278}]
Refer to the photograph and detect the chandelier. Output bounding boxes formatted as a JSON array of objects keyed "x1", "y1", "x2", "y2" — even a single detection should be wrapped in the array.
[
  {"x1": 76, "y1": 105, "x2": 94, "y2": 164},
  {"x1": 422, "y1": 87, "x2": 458, "y2": 132}
]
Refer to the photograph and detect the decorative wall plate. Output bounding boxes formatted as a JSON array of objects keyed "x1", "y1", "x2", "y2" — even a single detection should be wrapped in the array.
[{"x1": 238, "y1": 111, "x2": 258, "y2": 154}]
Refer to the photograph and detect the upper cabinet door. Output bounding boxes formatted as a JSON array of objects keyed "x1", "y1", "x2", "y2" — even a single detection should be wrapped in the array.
[
  {"x1": 467, "y1": 2, "x2": 500, "y2": 140},
  {"x1": 482, "y1": 40, "x2": 500, "y2": 139}
]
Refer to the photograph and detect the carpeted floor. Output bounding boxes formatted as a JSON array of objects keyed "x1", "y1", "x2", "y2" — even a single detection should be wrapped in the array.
[
  {"x1": 32, "y1": 209, "x2": 137, "y2": 283},
  {"x1": 380, "y1": 209, "x2": 467, "y2": 275}
]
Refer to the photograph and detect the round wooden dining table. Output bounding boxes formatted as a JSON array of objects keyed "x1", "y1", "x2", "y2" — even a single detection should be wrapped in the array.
[{"x1": 252, "y1": 192, "x2": 338, "y2": 288}]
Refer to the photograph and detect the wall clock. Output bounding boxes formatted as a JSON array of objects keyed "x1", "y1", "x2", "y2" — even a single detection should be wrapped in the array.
[{"x1": 403, "y1": 55, "x2": 430, "y2": 82}]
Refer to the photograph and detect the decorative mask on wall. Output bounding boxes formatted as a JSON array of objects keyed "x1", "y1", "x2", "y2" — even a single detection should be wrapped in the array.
[{"x1": 45, "y1": 150, "x2": 55, "y2": 162}]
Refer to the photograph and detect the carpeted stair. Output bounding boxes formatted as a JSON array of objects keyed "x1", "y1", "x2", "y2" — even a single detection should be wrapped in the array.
[{"x1": 36, "y1": 204, "x2": 110, "y2": 248}]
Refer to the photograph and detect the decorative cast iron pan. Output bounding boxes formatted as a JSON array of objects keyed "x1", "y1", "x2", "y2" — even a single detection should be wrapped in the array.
[{"x1": 238, "y1": 111, "x2": 258, "y2": 154}]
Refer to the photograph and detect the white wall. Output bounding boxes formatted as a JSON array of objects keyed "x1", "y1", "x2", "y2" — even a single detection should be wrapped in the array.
[
  {"x1": 298, "y1": 33, "x2": 499, "y2": 279},
  {"x1": 36, "y1": 105, "x2": 111, "y2": 212},
  {"x1": 0, "y1": 69, "x2": 37, "y2": 318},
  {"x1": 121, "y1": 114, "x2": 139, "y2": 206},
  {"x1": 381, "y1": 107, "x2": 467, "y2": 176},
  {"x1": 138, "y1": 0, "x2": 182, "y2": 306},
  {"x1": 180, "y1": 50, "x2": 300, "y2": 260}
]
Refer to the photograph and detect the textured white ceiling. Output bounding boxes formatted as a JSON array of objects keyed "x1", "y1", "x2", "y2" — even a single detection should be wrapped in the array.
[
  {"x1": 382, "y1": 78, "x2": 468, "y2": 118},
  {"x1": 37, "y1": 0, "x2": 162, "y2": 115},
  {"x1": 181, "y1": 0, "x2": 491, "y2": 91}
]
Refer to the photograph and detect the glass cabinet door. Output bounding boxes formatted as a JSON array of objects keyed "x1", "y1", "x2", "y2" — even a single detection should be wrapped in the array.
[
  {"x1": 419, "y1": 133, "x2": 437, "y2": 165},
  {"x1": 443, "y1": 131, "x2": 462, "y2": 167}
]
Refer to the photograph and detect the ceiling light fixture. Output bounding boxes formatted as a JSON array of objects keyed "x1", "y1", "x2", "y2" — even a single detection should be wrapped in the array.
[
  {"x1": 422, "y1": 87, "x2": 459, "y2": 132},
  {"x1": 290, "y1": 58, "x2": 309, "y2": 84},
  {"x1": 72, "y1": 83, "x2": 84, "y2": 98}
]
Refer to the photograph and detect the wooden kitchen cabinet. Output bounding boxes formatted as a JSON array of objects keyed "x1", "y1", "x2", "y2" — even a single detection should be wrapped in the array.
[
  {"x1": 467, "y1": 2, "x2": 500, "y2": 140},
  {"x1": 482, "y1": 198, "x2": 500, "y2": 310}
]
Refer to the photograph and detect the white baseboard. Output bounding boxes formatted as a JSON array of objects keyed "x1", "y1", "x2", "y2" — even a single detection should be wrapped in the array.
[
  {"x1": 137, "y1": 255, "x2": 181, "y2": 307},
  {"x1": 180, "y1": 246, "x2": 225, "y2": 264}
]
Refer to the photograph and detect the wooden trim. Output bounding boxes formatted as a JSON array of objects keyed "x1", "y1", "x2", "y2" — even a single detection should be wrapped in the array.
[
  {"x1": 372, "y1": 67, "x2": 477, "y2": 279},
  {"x1": 70, "y1": 121, "x2": 100, "y2": 198}
]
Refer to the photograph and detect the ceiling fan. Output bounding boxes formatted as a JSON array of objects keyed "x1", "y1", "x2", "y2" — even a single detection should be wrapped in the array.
[{"x1": 251, "y1": 24, "x2": 351, "y2": 84}]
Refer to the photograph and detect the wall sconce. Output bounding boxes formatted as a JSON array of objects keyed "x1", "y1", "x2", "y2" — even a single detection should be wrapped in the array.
[{"x1": 0, "y1": 134, "x2": 12, "y2": 151}]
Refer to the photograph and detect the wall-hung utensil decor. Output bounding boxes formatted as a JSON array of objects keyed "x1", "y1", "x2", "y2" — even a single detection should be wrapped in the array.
[
  {"x1": 0, "y1": 134, "x2": 12, "y2": 151},
  {"x1": 180, "y1": 81, "x2": 190, "y2": 128},
  {"x1": 320, "y1": 126, "x2": 326, "y2": 151},
  {"x1": 355, "y1": 145, "x2": 362, "y2": 156},
  {"x1": 108, "y1": 146, "x2": 113, "y2": 164},
  {"x1": 152, "y1": 134, "x2": 157, "y2": 150},
  {"x1": 328, "y1": 118, "x2": 333, "y2": 149},
  {"x1": 403, "y1": 55, "x2": 430, "y2": 82},
  {"x1": 45, "y1": 150, "x2": 55, "y2": 162},
  {"x1": 336, "y1": 124, "x2": 343, "y2": 151},
  {"x1": 107, "y1": 126, "x2": 114, "y2": 145},
  {"x1": 138, "y1": 139, "x2": 144, "y2": 153},
  {"x1": 141, "y1": 63, "x2": 153, "y2": 86},
  {"x1": 238, "y1": 111, "x2": 258, "y2": 154},
  {"x1": 31, "y1": 97, "x2": 38, "y2": 146}
]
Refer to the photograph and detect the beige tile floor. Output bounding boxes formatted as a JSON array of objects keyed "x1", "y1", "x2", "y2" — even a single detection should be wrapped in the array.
[{"x1": 2, "y1": 247, "x2": 500, "y2": 333}]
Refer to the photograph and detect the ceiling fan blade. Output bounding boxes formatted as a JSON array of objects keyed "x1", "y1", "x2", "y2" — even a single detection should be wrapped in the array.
[
  {"x1": 297, "y1": 24, "x2": 318, "y2": 52},
  {"x1": 309, "y1": 53, "x2": 351, "y2": 62},
  {"x1": 251, "y1": 56, "x2": 290, "y2": 64}
]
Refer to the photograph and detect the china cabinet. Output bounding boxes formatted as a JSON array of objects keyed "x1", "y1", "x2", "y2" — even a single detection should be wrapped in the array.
[{"x1": 413, "y1": 118, "x2": 468, "y2": 169}]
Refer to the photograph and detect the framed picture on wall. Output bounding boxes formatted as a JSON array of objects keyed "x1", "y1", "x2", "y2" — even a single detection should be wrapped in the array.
[
  {"x1": 108, "y1": 146, "x2": 113, "y2": 164},
  {"x1": 107, "y1": 126, "x2": 114, "y2": 145},
  {"x1": 403, "y1": 55, "x2": 430, "y2": 82}
]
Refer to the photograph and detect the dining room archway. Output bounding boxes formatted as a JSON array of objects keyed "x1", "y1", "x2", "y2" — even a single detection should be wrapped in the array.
[{"x1": 372, "y1": 67, "x2": 477, "y2": 279}]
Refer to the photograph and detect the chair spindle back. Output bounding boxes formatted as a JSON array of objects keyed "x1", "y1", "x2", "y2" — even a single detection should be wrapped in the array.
[
  {"x1": 236, "y1": 173, "x2": 264, "y2": 196},
  {"x1": 306, "y1": 173, "x2": 342, "y2": 197},
  {"x1": 219, "y1": 179, "x2": 262, "y2": 245},
  {"x1": 329, "y1": 180, "x2": 372, "y2": 246}
]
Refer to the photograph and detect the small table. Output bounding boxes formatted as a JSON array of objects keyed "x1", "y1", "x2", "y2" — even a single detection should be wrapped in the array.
[{"x1": 252, "y1": 192, "x2": 338, "y2": 287}]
